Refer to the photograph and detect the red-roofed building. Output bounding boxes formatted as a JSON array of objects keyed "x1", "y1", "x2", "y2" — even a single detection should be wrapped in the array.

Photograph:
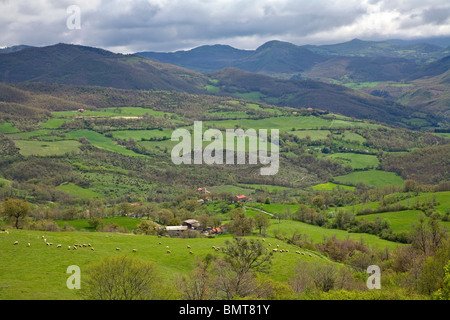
[{"x1": 233, "y1": 195, "x2": 248, "y2": 203}]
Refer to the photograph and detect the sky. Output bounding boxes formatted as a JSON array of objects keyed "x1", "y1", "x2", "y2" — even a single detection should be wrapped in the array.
[{"x1": 1, "y1": 0, "x2": 450, "y2": 53}]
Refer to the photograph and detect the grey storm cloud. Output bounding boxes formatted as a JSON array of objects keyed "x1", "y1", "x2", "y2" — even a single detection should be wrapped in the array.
[{"x1": 1, "y1": 0, "x2": 450, "y2": 53}]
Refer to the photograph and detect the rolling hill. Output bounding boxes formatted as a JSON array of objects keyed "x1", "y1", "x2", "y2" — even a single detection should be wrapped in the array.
[{"x1": 0, "y1": 43, "x2": 208, "y2": 92}]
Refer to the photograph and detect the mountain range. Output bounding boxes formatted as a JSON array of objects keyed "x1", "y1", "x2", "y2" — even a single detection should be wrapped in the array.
[{"x1": 0, "y1": 38, "x2": 449, "y2": 128}]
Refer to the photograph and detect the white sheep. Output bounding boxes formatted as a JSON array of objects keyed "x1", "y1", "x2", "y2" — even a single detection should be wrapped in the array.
[
  {"x1": 166, "y1": 246, "x2": 169, "y2": 249},
  {"x1": 27, "y1": 243, "x2": 31, "y2": 247},
  {"x1": 187, "y1": 245, "x2": 191, "y2": 249},
  {"x1": 116, "y1": 248, "x2": 120, "y2": 251},
  {"x1": 57, "y1": 244, "x2": 62, "y2": 248},
  {"x1": 189, "y1": 251, "x2": 193, "y2": 255},
  {"x1": 132, "y1": 249, "x2": 137, "y2": 252},
  {"x1": 13, "y1": 241, "x2": 18, "y2": 245},
  {"x1": 167, "y1": 250, "x2": 171, "y2": 254},
  {"x1": 68, "y1": 246, "x2": 71, "y2": 250},
  {"x1": 91, "y1": 247, "x2": 95, "y2": 251}
]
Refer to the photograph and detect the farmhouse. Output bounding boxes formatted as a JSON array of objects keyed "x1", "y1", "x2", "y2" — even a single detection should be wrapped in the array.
[
  {"x1": 233, "y1": 195, "x2": 248, "y2": 203},
  {"x1": 196, "y1": 187, "x2": 210, "y2": 194}
]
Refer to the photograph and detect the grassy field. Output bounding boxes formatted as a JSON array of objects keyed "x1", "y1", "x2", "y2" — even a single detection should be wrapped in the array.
[
  {"x1": 66, "y1": 130, "x2": 144, "y2": 157},
  {"x1": 56, "y1": 183, "x2": 103, "y2": 199},
  {"x1": 14, "y1": 140, "x2": 82, "y2": 157},
  {"x1": 266, "y1": 219, "x2": 402, "y2": 250},
  {"x1": 310, "y1": 182, "x2": 355, "y2": 191},
  {"x1": 325, "y1": 153, "x2": 379, "y2": 170},
  {"x1": 0, "y1": 122, "x2": 19, "y2": 133},
  {"x1": 290, "y1": 130, "x2": 331, "y2": 141},
  {"x1": 333, "y1": 170, "x2": 404, "y2": 188},
  {"x1": 0, "y1": 229, "x2": 325, "y2": 300},
  {"x1": 356, "y1": 209, "x2": 450, "y2": 233}
]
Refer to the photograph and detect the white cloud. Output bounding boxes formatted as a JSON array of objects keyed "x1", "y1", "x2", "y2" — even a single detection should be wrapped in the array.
[{"x1": 0, "y1": 0, "x2": 449, "y2": 52}]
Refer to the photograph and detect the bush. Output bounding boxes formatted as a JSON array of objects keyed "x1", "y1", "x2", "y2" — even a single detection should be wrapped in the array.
[
  {"x1": 79, "y1": 255, "x2": 175, "y2": 300},
  {"x1": 26, "y1": 219, "x2": 60, "y2": 232}
]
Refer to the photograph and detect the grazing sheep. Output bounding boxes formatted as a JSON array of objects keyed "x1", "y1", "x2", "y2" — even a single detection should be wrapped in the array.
[
  {"x1": 167, "y1": 250, "x2": 171, "y2": 254},
  {"x1": 212, "y1": 246, "x2": 216, "y2": 249},
  {"x1": 159, "y1": 242, "x2": 162, "y2": 245},
  {"x1": 296, "y1": 251, "x2": 300, "y2": 254},
  {"x1": 68, "y1": 246, "x2": 71, "y2": 250},
  {"x1": 41, "y1": 235, "x2": 45, "y2": 239},
  {"x1": 273, "y1": 249, "x2": 278, "y2": 252},
  {"x1": 262, "y1": 238, "x2": 265, "y2": 242},
  {"x1": 57, "y1": 244, "x2": 62, "y2": 248},
  {"x1": 27, "y1": 243, "x2": 31, "y2": 247},
  {"x1": 88, "y1": 243, "x2": 92, "y2": 247},
  {"x1": 91, "y1": 248, "x2": 95, "y2": 251},
  {"x1": 83, "y1": 244, "x2": 87, "y2": 247},
  {"x1": 189, "y1": 251, "x2": 193, "y2": 255},
  {"x1": 187, "y1": 245, "x2": 191, "y2": 249},
  {"x1": 268, "y1": 243, "x2": 271, "y2": 246},
  {"x1": 132, "y1": 249, "x2": 137, "y2": 252},
  {"x1": 116, "y1": 248, "x2": 120, "y2": 251},
  {"x1": 43, "y1": 239, "x2": 47, "y2": 243},
  {"x1": 73, "y1": 246, "x2": 77, "y2": 250},
  {"x1": 301, "y1": 252, "x2": 305, "y2": 255},
  {"x1": 13, "y1": 241, "x2": 18, "y2": 245},
  {"x1": 308, "y1": 253, "x2": 312, "y2": 257},
  {"x1": 166, "y1": 246, "x2": 169, "y2": 249}
]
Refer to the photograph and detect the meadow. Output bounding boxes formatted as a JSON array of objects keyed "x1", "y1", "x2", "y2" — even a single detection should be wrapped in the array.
[
  {"x1": 0, "y1": 229, "x2": 325, "y2": 300},
  {"x1": 333, "y1": 170, "x2": 404, "y2": 188}
]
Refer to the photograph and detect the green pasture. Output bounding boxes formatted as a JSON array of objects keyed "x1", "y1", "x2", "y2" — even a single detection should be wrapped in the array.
[
  {"x1": 333, "y1": 170, "x2": 404, "y2": 188},
  {"x1": 356, "y1": 209, "x2": 450, "y2": 233},
  {"x1": 310, "y1": 182, "x2": 355, "y2": 191},
  {"x1": 66, "y1": 130, "x2": 144, "y2": 157},
  {"x1": 56, "y1": 183, "x2": 103, "y2": 199},
  {"x1": 290, "y1": 130, "x2": 331, "y2": 141},
  {"x1": 0, "y1": 122, "x2": 19, "y2": 133},
  {"x1": 14, "y1": 140, "x2": 82, "y2": 157},
  {"x1": 325, "y1": 153, "x2": 379, "y2": 170},
  {"x1": 0, "y1": 229, "x2": 325, "y2": 300}
]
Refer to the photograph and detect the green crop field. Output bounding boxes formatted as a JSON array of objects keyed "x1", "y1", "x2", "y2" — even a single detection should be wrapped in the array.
[
  {"x1": 326, "y1": 153, "x2": 379, "y2": 169},
  {"x1": 333, "y1": 170, "x2": 404, "y2": 188},
  {"x1": 14, "y1": 140, "x2": 82, "y2": 157}
]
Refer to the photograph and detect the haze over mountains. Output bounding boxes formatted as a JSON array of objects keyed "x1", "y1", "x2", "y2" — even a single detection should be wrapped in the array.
[{"x1": 0, "y1": 38, "x2": 449, "y2": 128}]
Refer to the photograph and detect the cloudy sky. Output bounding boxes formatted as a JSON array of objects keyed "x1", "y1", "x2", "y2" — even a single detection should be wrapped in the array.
[{"x1": 1, "y1": 0, "x2": 450, "y2": 53}]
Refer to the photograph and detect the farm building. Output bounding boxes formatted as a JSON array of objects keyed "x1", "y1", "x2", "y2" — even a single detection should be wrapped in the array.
[
  {"x1": 196, "y1": 187, "x2": 210, "y2": 194},
  {"x1": 166, "y1": 226, "x2": 188, "y2": 237},
  {"x1": 233, "y1": 195, "x2": 248, "y2": 203},
  {"x1": 183, "y1": 219, "x2": 201, "y2": 230}
]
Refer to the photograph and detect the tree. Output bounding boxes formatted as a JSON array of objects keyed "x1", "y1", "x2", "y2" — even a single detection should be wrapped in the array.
[
  {"x1": 79, "y1": 255, "x2": 172, "y2": 300},
  {"x1": 135, "y1": 220, "x2": 163, "y2": 235},
  {"x1": 213, "y1": 237, "x2": 273, "y2": 299},
  {"x1": 227, "y1": 208, "x2": 255, "y2": 236},
  {"x1": 433, "y1": 261, "x2": 450, "y2": 300},
  {"x1": 254, "y1": 212, "x2": 271, "y2": 235},
  {"x1": 1, "y1": 198, "x2": 30, "y2": 229}
]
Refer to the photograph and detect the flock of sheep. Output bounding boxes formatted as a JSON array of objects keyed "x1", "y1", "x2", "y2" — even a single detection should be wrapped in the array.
[{"x1": 9, "y1": 233, "x2": 316, "y2": 258}]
